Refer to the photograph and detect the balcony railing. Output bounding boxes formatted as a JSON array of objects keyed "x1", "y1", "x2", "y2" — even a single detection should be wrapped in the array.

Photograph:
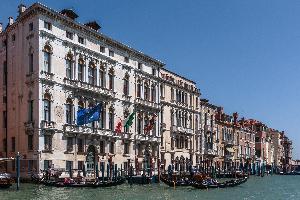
[
  {"x1": 172, "y1": 125, "x2": 193, "y2": 135},
  {"x1": 134, "y1": 98, "x2": 160, "y2": 110},
  {"x1": 41, "y1": 120, "x2": 56, "y2": 129},
  {"x1": 40, "y1": 71, "x2": 54, "y2": 82},
  {"x1": 63, "y1": 124, "x2": 115, "y2": 137},
  {"x1": 63, "y1": 78, "x2": 115, "y2": 98}
]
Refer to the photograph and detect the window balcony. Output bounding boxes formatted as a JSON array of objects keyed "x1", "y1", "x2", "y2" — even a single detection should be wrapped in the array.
[
  {"x1": 63, "y1": 124, "x2": 115, "y2": 137},
  {"x1": 172, "y1": 125, "x2": 194, "y2": 135},
  {"x1": 40, "y1": 70, "x2": 54, "y2": 82},
  {"x1": 63, "y1": 78, "x2": 116, "y2": 99},
  {"x1": 41, "y1": 120, "x2": 56, "y2": 130},
  {"x1": 134, "y1": 98, "x2": 160, "y2": 110}
]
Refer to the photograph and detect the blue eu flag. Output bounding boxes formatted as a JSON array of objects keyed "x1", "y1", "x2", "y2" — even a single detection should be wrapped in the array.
[
  {"x1": 87, "y1": 103, "x2": 102, "y2": 123},
  {"x1": 76, "y1": 103, "x2": 102, "y2": 125}
]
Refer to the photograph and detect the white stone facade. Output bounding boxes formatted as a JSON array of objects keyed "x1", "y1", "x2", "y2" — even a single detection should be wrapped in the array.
[{"x1": 0, "y1": 3, "x2": 165, "y2": 176}]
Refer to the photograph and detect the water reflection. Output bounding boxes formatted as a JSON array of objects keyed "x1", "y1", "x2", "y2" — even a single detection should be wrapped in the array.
[{"x1": 1, "y1": 176, "x2": 300, "y2": 200}]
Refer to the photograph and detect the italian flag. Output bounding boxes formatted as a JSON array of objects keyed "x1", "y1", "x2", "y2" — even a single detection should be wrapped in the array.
[{"x1": 124, "y1": 112, "x2": 135, "y2": 128}]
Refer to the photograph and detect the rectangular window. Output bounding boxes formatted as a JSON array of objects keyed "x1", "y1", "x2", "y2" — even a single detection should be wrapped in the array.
[
  {"x1": 44, "y1": 135, "x2": 52, "y2": 151},
  {"x1": 11, "y1": 137, "x2": 15, "y2": 152},
  {"x1": 138, "y1": 62, "x2": 142, "y2": 70},
  {"x1": 124, "y1": 56, "x2": 129, "y2": 63},
  {"x1": 108, "y1": 74, "x2": 114, "y2": 90},
  {"x1": 66, "y1": 31, "x2": 73, "y2": 40},
  {"x1": 152, "y1": 68, "x2": 156, "y2": 76},
  {"x1": 3, "y1": 111, "x2": 7, "y2": 128},
  {"x1": 3, "y1": 96, "x2": 7, "y2": 104},
  {"x1": 78, "y1": 63, "x2": 84, "y2": 81},
  {"x1": 44, "y1": 52, "x2": 51, "y2": 73},
  {"x1": 28, "y1": 135, "x2": 33, "y2": 150},
  {"x1": 78, "y1": 36, "x2": 84, "y2": 44},
  {"x1": 77, "y1": 138, "x2": 84, "y2": 153},
  {"x1": 99, "y1": 70, "x2": 105, "y2": 87},
  {"x1": 66, "y1": 60, "x2": 73, "y2": 79},
  {"x1": 3, "y1": 61, "x2": 7, "y2": 85},
  {"x1": 100, "y1": 141, "x2": 105, "y2": 154},
  {"x1": 78, "y1": 161, "x2": 84, "y2": 170},
  {"x1": 44, "y1": 21, "x2": 52, "y2": 30},
  {"x1": 100, "y1": 46, "x2": 105, "y2": 53},
  {"x1": 67, "y1": 137, "x2": 73, "y2": 152},
  {"x1": 109, "y1": 142, "x2": 114, "y2": 154},
  {"x1": 109, "y1": 50, "x2": 114, "y2": 57},
  {"x1": 29, "y1": 53, "x2": 33, "y2": 73},
  {"x1": 88, "y1": 67, "x2": 96, "y2": 85},
  {"x1": 3, "y1": 139, "x2": 7, "y2": 152},
  {"x1": 28, "y1": 100, "x2": 33, "y2": 122},
  {"x1": 44, "y1": 160, "x2": 52, "y2": 170},
  {"x1": 66, "y1": 161, "x2": 73, "y2": 170},
  {"x1": 66, "y1": 104, "x2": 73, "y2": 124},
  {"x1": 43, "y1": 100, "x2": 50, "y2": 121},
  {"x1": 109, "y1": 112, "x2": 114, "y2": 130},
  {"x1": 124, "y1": 142, "x2": 129, "y2": 154},
  {"x1": 29, "y1": 22, "x2": 33, "y2": 31}
]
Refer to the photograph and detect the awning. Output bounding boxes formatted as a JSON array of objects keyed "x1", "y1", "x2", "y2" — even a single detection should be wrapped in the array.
[{"x1": 226, "y1": 148, "x2": 235, "y2": 153}]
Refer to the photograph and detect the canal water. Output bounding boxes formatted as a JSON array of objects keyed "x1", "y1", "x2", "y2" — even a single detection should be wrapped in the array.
[{"x1": 1, "y1": 175, "x2": 299, "y2": 200}]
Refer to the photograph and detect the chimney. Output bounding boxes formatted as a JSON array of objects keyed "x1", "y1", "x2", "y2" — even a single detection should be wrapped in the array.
[
  {"x1": 0, "y1": 23, "x2": 2, "y2": 33},
  {"x1": 8, "y1": 17, "x2": 14, "y2": 26},
  {"x1": 18, "y1": 4, "x2": 26, "y2": 15}
]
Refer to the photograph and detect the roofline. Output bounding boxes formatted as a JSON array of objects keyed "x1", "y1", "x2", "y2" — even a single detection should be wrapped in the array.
[
  {"x1": 1, "y1": 2, "x2": 165, "y2": 67},
  {"x1": 161, "y1": 67, "x2": 196, "y2": 84}
]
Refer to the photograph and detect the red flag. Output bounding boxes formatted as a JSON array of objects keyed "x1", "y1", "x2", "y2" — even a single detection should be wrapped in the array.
[
  {"x1": 115, "y1": 118, "x2": 122, "y2": 134},
  {"x1": 144, "y1": 114, "x2": 157, "y2": 134}
]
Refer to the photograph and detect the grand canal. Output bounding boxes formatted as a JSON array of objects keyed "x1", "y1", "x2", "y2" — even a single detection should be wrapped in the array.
[{"x1": 1, "y1": 175, "x2": 299, "y2": 200}]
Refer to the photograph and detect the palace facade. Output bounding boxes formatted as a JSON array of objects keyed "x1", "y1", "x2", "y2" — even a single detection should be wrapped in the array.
[{"x1": 0, "y1": 3, "x2": 295, "y2": 177}]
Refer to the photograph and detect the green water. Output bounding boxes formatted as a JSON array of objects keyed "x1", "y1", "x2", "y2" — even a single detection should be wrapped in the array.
[{"x1": 1, "y1": 175, "x2": 299, "y2": 200}]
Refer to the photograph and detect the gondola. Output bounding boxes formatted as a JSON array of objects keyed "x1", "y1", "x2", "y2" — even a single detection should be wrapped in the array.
[
  {"x1": 192, "y1": 176, "x2": 248, "y2": 189},
  {"x1": 43, "y1": 177, "x2": 125, "y2": 188},
  {"x1": 0, "y1": 173, "x2": 14, "y2": 189},
  {"x1": 160, "y1": 175, "x2": 192, "y2": 187}
]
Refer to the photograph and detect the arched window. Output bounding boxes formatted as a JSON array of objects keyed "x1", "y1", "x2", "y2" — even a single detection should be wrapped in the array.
[
  {"x1": 137, "y1": 113, "x2": 142, "y2": 134},
  {"x1": 43, "y1": 44, "x2": 52, "y2": 73},
  {"x1": 66, "y1": 52, "x2": 74, "y2": 79},
  {"x1": 124, "y1": 110, "x2": 129, "y2": 133},
  {"x1": 99, "y1": 65, "x2": 106, "y2": 88},
  {"x1": 78, "y1": 58, "x2": 85, "y2": 81},
  {"x1": 88, "y1": 62, "x2": 97, "y2": 85},
  {"x1": 123, "y1": 74, "x2": 129, "y2": 95},
  {"x1": 185, "y1": 137, "x2": 189, "y2": 149},
  {"x1": 108, "y1": 68, "x2": 114, "y2": 90},
  {"x1": 43, "y1": 93, "x2": 51, "y2": 121},
  {"x1": 144, "y1": 83, "x2": 150, "y2": 100},
  {"x1": 180, "y1": 136, "x2": 184, "y2": 149},
  {"x1": 108, "y1": 107, "x2": 114, "y2": 130},
  {"x1": 176, "y1": 136, "x2": 179, "y2": 148},
  {"x1": 66, "y1": 98, "x2": 74, "y2": 124},
  {"x1": 137, "y1": 80, "x2": 142, "y2": 98},
  {"x1": 151, "y1": 85, "x2": 156, "y2": 102}
]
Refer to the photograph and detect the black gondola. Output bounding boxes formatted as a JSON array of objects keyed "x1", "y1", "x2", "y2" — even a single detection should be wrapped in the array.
[
  {"x1": 160, "y1": 175, "x2": 192, "y2": 187},
  {"x1": 43, "y1": 177, "x2": 125, "y2": 188},
  {"x1": 0, "y1": 173, "x2": 14, "y2": 189},
  {"x1": 192, "y1": 176, "x2": 248, "y2": 189}
]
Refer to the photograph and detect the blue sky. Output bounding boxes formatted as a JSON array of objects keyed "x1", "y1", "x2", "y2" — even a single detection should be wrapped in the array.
[{"x1": 1, "y1": 0, "x2": 299, "y2": 159}]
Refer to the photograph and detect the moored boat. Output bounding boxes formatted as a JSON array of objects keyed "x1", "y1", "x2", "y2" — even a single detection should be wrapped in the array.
[{"x1": 0, "y1": 173, "x2": 14, "y2": 189}]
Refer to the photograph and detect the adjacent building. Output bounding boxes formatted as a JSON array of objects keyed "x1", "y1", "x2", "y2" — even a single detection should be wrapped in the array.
[{"x1": 0, "y1": 3, "x2": 295, "y2": 177}]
